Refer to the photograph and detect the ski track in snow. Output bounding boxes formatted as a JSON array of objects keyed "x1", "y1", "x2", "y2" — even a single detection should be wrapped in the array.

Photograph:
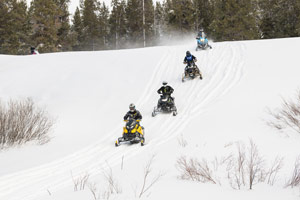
[{"x1": 0, "y1": 42, "x2": 246, "y2": 200}]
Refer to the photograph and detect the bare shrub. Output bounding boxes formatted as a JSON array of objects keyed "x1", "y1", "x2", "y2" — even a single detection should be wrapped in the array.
[
  {"x1": 88, "y1": 182, "x2": 101, "y2": 200},
  {"x1": 71, "y1": 172, "x2": 90, "y2": 191},
  {"x1": 103, "y1": 167, "x2": 122, "y2": 194},
  {"x1": 178, "y1": 140, "x2": 284, "y2": 190},
  {"x1": 177, "y1": 134, "x2": 188, "y2": 147},
  {"x1": 138, "y1": 155, "x2": 165, "y2": 198},
  {"x1": 267, "y1": 90, "x2": 300, "y2": 134},
  {"x1": 286, "y1": 156, "x2": 300, "y2": 188},
  {"x1": 266, "y1": 156, "x2": 284, "y2": 186},
  {"x1": 176, "y1": 156, "x2": 217, "y2": 184},
  {"x1": 247, "y1": 140, "x2": 265, "y2": 189},
  {"x1": 227, "y1": 142, "x2": 246, "y2": 189},
  {"x1": 0, "y1": 98, "x2": 54, "y2": 148}
]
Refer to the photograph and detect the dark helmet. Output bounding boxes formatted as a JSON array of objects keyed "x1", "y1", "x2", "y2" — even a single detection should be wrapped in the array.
[
  {"x1": 129, "y1": 103, "x2": 135, "y2": 112},
  {"x1": 162, "y1": 81, "x2": 168, "y2": 86},
  {"x1": 199, "y1": 28, "x2": 204, "y2": 32},
  {"x1": 186, "y1": 51, "x2": 191, "y2": 56}
]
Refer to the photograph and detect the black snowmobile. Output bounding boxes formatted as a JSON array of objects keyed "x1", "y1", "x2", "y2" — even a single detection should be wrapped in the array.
[
  {"x1": 152, "y1": 95, "x2": 177, "y2": 117},
  {"x1": 182, "y1": 62, "x2": 203, "y2": 82},
  {"x1": 115, "y1": 118, "x2": 145, "y2": 146}
]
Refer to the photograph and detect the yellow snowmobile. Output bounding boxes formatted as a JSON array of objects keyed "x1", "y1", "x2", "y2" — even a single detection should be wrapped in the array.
[{"x1": 115, "y1": 119, "x2": 145, "y2": 146}]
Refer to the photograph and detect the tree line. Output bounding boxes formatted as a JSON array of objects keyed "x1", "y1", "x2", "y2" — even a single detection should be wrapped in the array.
[{"x1": 1, "y1": 0, "x2": 300, "y2": 54}]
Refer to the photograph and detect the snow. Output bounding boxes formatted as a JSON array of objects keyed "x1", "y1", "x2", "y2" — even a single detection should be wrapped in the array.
[{"x1": 0, "y1": 37, "x2": 300, "y2": 200}]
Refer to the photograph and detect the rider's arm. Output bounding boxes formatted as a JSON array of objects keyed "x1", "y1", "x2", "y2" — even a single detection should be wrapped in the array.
[
  {"x1": 193, "y1": 56, "x2": 197, "y2": 62},
  {"x1": 123, "y1": 112, "x2": 129, "y2": 120},
  {"x1": 137, "y1": 111, "x2": 142, "y2": 120},
  {"x1": 169, "y1": 86, "x2": 174, "y2": 93},
  {"x1": 157, "y1": 87, "x2": 162, "y2": 94}
]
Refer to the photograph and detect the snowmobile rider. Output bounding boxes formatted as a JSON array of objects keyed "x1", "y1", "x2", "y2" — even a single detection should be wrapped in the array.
[
  {"x1": 124, "y1": 103, "x2": 142, "y2": 121},
  {"x1": 30, "y1": 47, "x2": 39, "y2": 55},
  {"x1": 157, "y1": 81, "x2": 174, "y2": 105},
  {"x1": 196, "y1": 28, "x2": 206, "y2": 39},
  {"x1": 184, "y1": 51, "x2": 197, "y2": 69}
]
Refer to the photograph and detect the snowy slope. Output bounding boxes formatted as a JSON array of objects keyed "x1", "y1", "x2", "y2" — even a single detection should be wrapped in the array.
[{"x1": 0, "y1": 38, "x2": 300, "y2": 200}]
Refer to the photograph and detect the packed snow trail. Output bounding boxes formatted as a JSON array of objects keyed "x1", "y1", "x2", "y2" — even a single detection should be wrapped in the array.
[{"x1": 0, "y1": 42, "x2": 245, "y2": 200}]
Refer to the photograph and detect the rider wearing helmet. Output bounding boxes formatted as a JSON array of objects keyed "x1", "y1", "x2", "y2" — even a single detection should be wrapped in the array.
[
  {"x1": 157, "y1": 81, "x2": 174, "y2": 96},
  {"x1": 124, "y1": 103, "x2": 142, "y2": 121},
  {"x1": 157, "y1": 81, "x2": 174, "y2": 105},
  {"x1": 197, "y1": 28, "x2": 206, "y2": 39},
  {"x1": 184, "y1": 51, "x2": 197, "y2": 67}
]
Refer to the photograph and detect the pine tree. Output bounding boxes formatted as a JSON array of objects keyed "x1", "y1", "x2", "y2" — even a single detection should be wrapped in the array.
[
  {"x1": 54, "y1": 0, "x2": 71, "y2": 51},
  {"x1": 154, "y1": 1, "x2": 165, "y2": 40},
  {"x1": 98, "y1": 2, "x2": 110, "y2": 49},
  {"x1": 210, "y1": 0, "x2": 259, "y2": 41},
  {"x1": 193, "y1": 0, "x2": 214, "y2": 34},
  {"x1": 260, "y1": 0, "x2": 300, "y2": 38},
  {"x1": 80, "y1": 0, "x2": 99, "y2": 50},
  {"x1": 29, "y1": 0, "x2": 59, "y2": 53},
  {"x1": 144, "y1": 0, "x2": 155, "y2": 46},
  {"x1": 71, "y1": 7, "x2": 83, "y2": 50},
  {"x1": 164, "y1": 0, "x2": 195, "y2": 33},
  {"x1": 109, "y1": 0, "x2": 127, "y2": 49},
  {"x1": 126, "y1": 0, "x2": 143, "y2": 47},
  {"x1": 0, "y1": 0, "x2": 30, "y2": 54}
]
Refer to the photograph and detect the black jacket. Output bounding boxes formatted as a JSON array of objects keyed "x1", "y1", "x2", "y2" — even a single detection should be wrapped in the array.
[
  {"x1": 157, "y1": 86, "x2": 174, "y2": 96},
  {"x1": 124, "y1": 110, "x2": 142, "y2": 121}
]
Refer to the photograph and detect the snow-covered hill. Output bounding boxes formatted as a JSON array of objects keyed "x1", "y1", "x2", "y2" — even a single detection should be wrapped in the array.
[{"x1": 0, "y1": 38, "x2": 299, "y2": 200}]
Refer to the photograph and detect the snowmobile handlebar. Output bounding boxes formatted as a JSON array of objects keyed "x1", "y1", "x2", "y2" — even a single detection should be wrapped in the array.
[{"x1": 124, "y1": 119, "x2": 141, "y2": 122}]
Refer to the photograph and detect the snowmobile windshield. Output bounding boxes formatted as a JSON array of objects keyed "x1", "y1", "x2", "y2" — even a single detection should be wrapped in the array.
[
  {"x1": 161, "y1": 95, "x2": 169, "y2": 101},
  {"x1": 126, "y1": 119, "x2": 136, "y2": 129}
]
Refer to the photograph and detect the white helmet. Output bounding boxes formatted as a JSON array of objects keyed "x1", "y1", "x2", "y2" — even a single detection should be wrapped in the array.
[{"x1": 129, "y1": 103, "x2": 135, "y2": 112}]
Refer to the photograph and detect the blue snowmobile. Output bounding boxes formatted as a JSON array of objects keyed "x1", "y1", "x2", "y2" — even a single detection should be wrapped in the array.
[{"x1": 196, "y1": 32, "x2": 212, "y2": 51}]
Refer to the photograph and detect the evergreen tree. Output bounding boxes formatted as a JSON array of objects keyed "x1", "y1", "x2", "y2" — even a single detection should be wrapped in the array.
[
  {"x1": 260, "y1": 0, "x2": 300, "y2": 38},
  {"x1": 71, "y1": 7, "x2": 83, "y2": 50},
  {"x1": 164, "y1": 0, "x2": 195, "y2": 33},
  {"x1": 80, "y1": 0, "x2": 99, "y2": 50},
  {"x1": 0, "y1": 0, "x2": 30, "y2": 54},
  {"x1": 193, "y1": 0, "x2": 214, "y2": 34},
  {"x1": 54, "y1": 0, "x2": 71, "y2": 51},
  {"x1": 98, "y1": 2, "x2": 110, "y2": 49},
  {"x1": 29, "y1": 0, "x2": 59, "y2": 53},
  {"x1": 210, "y1": 0, "x2": 259, "y2": 41},
  {"x1": 296, "y1": 0, "x2": 300, "y2": 35},
  {"x1": 154, "y1": 1, "x2": 165, "y2": 40},
  {"x1": 109, "y1": 0, "x2": 127, "y2": 49},
  {"x1": 126, "y1": 0, "x2": 143, "y2": 47},
  {"x1": 144, "y1": 0, "x2": 155, "y2": 46}
]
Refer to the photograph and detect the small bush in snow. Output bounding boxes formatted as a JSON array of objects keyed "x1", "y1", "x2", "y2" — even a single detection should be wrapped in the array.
[
  {"x1": 267, "y1": 90, "x2": 300, "y2": 134},
  {"x1": 176, "y1": 156, "x2": 217, "y2": 184},
  {"x1": 177, "y1": 140, "x2": 284, "y2": 190},
  {"x1": 103, "y1": 167, "x2": 122, "y2": 195},
  {"x1": 138, "y1": 155, "x2": 165, "y2": 198},
  {"x1": 177, "y1": 134, "x2": 188, "y2": 147},
  {"x1": 72, "y1": 172, "x2": 90, "y2": 191},
  {"x1": 286, "y1": 156, "x2": 300, "y2": 188},
  {"x1": 0, "y1": 98, "x2": 54, "y2": 148}
]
